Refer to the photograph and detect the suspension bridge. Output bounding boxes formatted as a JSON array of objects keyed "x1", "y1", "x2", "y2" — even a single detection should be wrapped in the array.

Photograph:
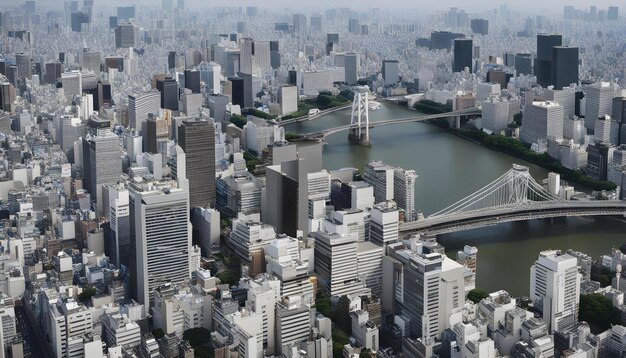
[{"x1": 399, "y1": 164, "x2": 626, "y2": 236}]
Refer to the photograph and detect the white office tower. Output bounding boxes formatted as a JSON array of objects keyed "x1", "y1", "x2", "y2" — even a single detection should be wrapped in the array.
[
  {"x1": 203, "y1": 62, "x2": 222, "y2": 94},
  {"x1": 276, "y1": 295, "x2": 313, "y2": 355},
  {"x1": 560, "y1": 140, "x2": 588, "y2": 170},
  {"x1": 456, "y1": 245, "x2": 478, "y2": 292},
  {"x1": 530, "y1": 250, "x2": 581, "y2": 333},
  {"x1": 307, "y1": 170, "x2": 331, "y2": 202},
  {"x1": 492, "y1": 307, "x2": 532, "y2": 355},
  {"x1": 382, "y1": 243, "x2": 465, "y2": 340},
  {"x1": 191, "y1": 207, "x2": 220, "y2": 256},
  {"x1": 243, "y1": 118, "x2": 283, "y2": 154},
  {"x1": 544, "y1": 87, "x2": 576, "y2": 122},
  {"x1": 369, "y1": 201, "x2": 399, "y2": 246},
  {"x1": 239, "y1": 37, "x2": 254, "y2": 75},
  {"x1": 520, "y1": 101, "x2": 564, "y2": 145},
  {"x1": 585, "y1": 82, "x2": 615, "y2": 130},
  {"x1": 47, "y1": 299, "x2": 93, "y2": 357},
  {"x1": 351, "y1": 310, "x2": 379, "y2": 351},
  {"x1": 228, "y1": 310, "x2": 264, "y2": 358},
  {"x1": 481, "y1": 93, "x2": 520, "y2": 134},
  {"x1": 594, "y1": 115, "x2": 620, "y2": 145},
  {"x1": 547, "y1": 172, "x2": 560, "y2": 196},
  {"x1": 608, "y1": 145, "x2": 626, "y2": 186},
  {"x1": 0, "y1": 299, "x2": 17, "y2": 348},
  {"x1": 81, "y1": 93, "x2": 94, "y2": 119},
  {"x1": 101, "y1": 313, "x2": 142, "y2": 349},
  {"x1": 476, "y1": 290, "x2": 516, "y2": 332},
  {"x1": 240, "y1": 275, "x2": 281, "y2": 355},
  {"x1": 363, "y1": 161, "x2": 395, "y2": 203},
  {"x1": 265, "y1": 236, "x2": 315, "y2": 305},
  {"x1": 394, "y1": 167, "x2": 417, "y2": 222},
  {"x1": 322, "y1": 210, "x2": 370, "y2": 242},
  {"x1": 107, "y1": 183, "x2": 130, "y2": 268},
  {"x1": 228, "y1": 218, "x2": 276, "y2": 275},
  {"x1": 314, "y1": 231, "x2": 364, "y2": 297},
  {"x1": 563, "y1": 116, "x2": 586, "y2": 143},
  {"x1": 356, "y1": 241, "x2": 384, "y2": 295},
  {"x1": 278, "y1": 85, "x2": 298, "y2": 115},
  {"x1": 476, "y1": 82, "x2": 501, "y2": 102},
  {"x1": 518, "y1": 318, "x2": 555, "y2": 357},
  {"x1": 128, "y1": 178, "x2": 192, "y2": 310},
  {"x1": 253, "y1": 41, "x2": 271, "y2": 76},
  {"x1": 128, "y1": 91, "x2": 161, "y2": 133},
  {"x1": 451, "y1": 322, "x2": 496, "y2": 358},
  {"x1": 61, "y1": 71, "x2": 82, "y2": 98}
]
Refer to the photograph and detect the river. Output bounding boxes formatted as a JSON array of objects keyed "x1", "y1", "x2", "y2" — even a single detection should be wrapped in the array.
[{"x1": 284, "y1": 102, "x2": 626, "y2": 296}]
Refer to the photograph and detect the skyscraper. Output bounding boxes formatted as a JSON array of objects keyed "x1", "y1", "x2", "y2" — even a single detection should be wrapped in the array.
[
  {"x1": 514, "y1": 53, "x2": 532, "y2": 76},
  {"x1": 363, "y1": 161, "x2": 394, "y2": 203},
  {"x1": 344, "y1": 52, "x2": 359, "y2": 85},
  {"x1": 585, "y1": 82, "x2": 615, "y2": 130},
  {"x1": 381, "y1": 60, "x2": 399, "y2": 85},
  {"x1": 393, "y1": 167, "x2": 417, "y2": 222},
  {"x1": 535, "y1": 34, "x2": 562, "y2": 88},
  {"x1": 81, "y1": 51, "x2": 101, "y2": 75},
  {"x1": 177, "y1": 118, "x2": 216, "y2": 208},
  {"x1": 15, "y1": 53, "x2": 31, "y2": 80},
  {"x1": 156, "y1": 77, "x2": 178, "y2": 111},
  {"x1": 127, "y1": 91, "x2": 160, "y2": 135},
  {"x1": 470, "y1": 18, "x2": 489, "y2": 35},
  {"x1": 115, "y1": 23, "x2": 137, "y2": 49},
  {"x1": 61, "y1": 71, "x2": 82, "y2": 98},
  {"x1": 530, "y1": 250, "x2": 580, "y2": 333},
  {"x1": 520, "y1": 101, "x2": 564, "y2": 145},
  {"x1": 453, "y1": 38, "x2": 473, "y2": 73},
  {"x1": 183, "y1": 69, "x2": 200, "y2": 94},
  {"x1": 71, "y1": 11, "x2": 90, "y2": 32},
  {"x1": 239, "y1": 38, "x2": 254, "y2": 75},
  {"x1": 551, "y1": 46, "x2": 579, "y2": 90},
  {"x1": 129, "y1": 179, "x2": 191, "y2": 309},
  {"x1": 292, "y1": 14, "x2": 307, "y2": 33},
  {"x1": 45, "y1": 61, "x2": 63, "y2": 85},
  {"x1": 146, "y1": 116, "x2": 169, "y2": 154},
  {"x1": 107, "y1": 184, "x2": 130, "y2": 268},
  {"x1": 270, "y1": 41, "x2": 280, "y2": 70},
  {"x1": 83, "y1": 132, "x2": 122, "y2": 216}
]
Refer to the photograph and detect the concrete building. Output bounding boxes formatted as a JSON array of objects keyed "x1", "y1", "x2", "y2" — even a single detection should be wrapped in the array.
[
  {"x1": 530, "y1": 250, "x2": 581, "y2": 333},
  {"x1": 585, "y1": 82, "x2": 615, "y2": 130},
  {"x1": 344, "y1": 52, "x2": 359, "y2": 85},
  {"x1": 314, "y1": 231, "x2": 364, "y2": 297},
  {"x1": 453, "y1": 38, "x2": 473, "y2": 73},
  {"x1": 393, "y1": 167, "x2": 417, "y2": 222},
  {"x1": 520, "y1": 101, "x2": 564, "y2": 145},
  {"x1": 115, "y1": 23, "x2": 138, "y2": 48},
  {"x1": 382, "y1": 60, "x2": 400, "y2": 85},
  {"x1": 369, "y1": 201, "x2": 399, "y2": 247},
  {"x1": 101, "y1": 313, "x2": 141, "y2": 349},
  {"x1": 128, "y1": 91, "x2": 161, "y2": 135},
  {"x1": 83, "y1": 132, "x2": 122, "y2": 216},
  {"x1": 61, "y1": 71, "x2": 82, "y2": 98},
  {"x1": 363, "y1": 161, "x2": 395, "y2": 204},
  {"x1": 178, "y1": 118, "x2": 216, "y2": 208},
  {"x1": 278, "y1": 85, "x2": 297, "y2": 115}
]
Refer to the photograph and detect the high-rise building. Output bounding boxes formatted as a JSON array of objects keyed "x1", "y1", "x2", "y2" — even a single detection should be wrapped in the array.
[
  {"x1": 146, "y1": 116, "x2": 169, "y2": 154},
  {"x1": 514, "y1": 53, "x2": 533, "y2": 76},
  {"x1": 585, "y1": 82, "x2": 615, "y2": 130},
  {"x1": 314, "y1": 231, "x2": 364, "y2": 297},
  {"x1": 453, "y1": 38, "x2": 473, "y2": 73},
  {"x1": 544, "y1": 87, "x2": 576, "y2": 123},
  {"x1": 470, "y1": 18, "x2": 489, "y2": 35},
  {"x1": 115, "y1": 23, "x2": 137, "y2": 49},
  {"x1": 369, "y1": 201, "x2": 399, "y2": 246},
  {"x1": 61, "y1": 71, "x2": 82, "y2": 98},
  {"x1": 293, "y1": 14, "x2": 307, "y2": 33},
  {"x1": 586, "y1": 143, "x2": 613, "y2": 181},
  {"x1": 15, "y1": 53, "x2": 31, "y2": 80},
  {"x1": 344, "y1": 52, "x2": 359, "y2": 85},
  {"x1": 106, "y1": 184, "x2": 131, "y2": 268},
  {"x1": 129, "y1": 178, "x2": 191, "y2": 309},
  {"x1": 394, "y1": 167, "x2": 417, "y2": 222},
  {"x1": 535, "y1": 34, "x2": 562, "y2": 88},
  {"x1": 117, "y1": 6, "x2": 136, "y2": 21},
  {"x1": 381, "y1": 60, "x2": 399, "y2": 85},
  {"x1": 156, "y1": 77, "x2": 178, "y2": 111},
  {"x1": 128, "y1": 91, "x2": 161, "y2": 134},
  {"x1": 184, "y1": 69, "x2": 200, "y2": 94},
  {"x1": 0, "y1": 81, "x2": 15, "y2": 113},
  {"x1": 607, "y1": 6, "x2": 619, "y2": 21},
  {"x1": 551, "y1": 46, "x2": 578, "y2": 90},
  {"x1": 81, "y1": 51, "x2": 101, "y2": 75},
  {"x1": 83, "y1": 132, "x2": 122, "y2": 216},
  {"x1": 530, "y1": 250, "x2": 580, "y2": 333},
  {"x1": 278, "y1": 85, "x2": 297, "y2": 115},
  {"x1": 239, "y1": 38, "x2": 254, "y2": 75},
  {"x1": 178, "y1": 118, "x2": 216, "y2": 208},
  {"x1": 229, "y1": 73, "x2": 253, "y2": 108},
  {"x1": 70, "y1": 11, "x2": 90, "y2": 32},
  {"x1": 430, "y1": 31, "x2": 464, "y2": 51},
  {"x1": 44, "y1": 61, "x2": 62, "y2": 85},
  {"x1": 520, "y1": 101, "x2": 564, "y2": 145},
  {"x1": 363, "y1": 161, "x2": 395, "y2": 203},
  {"x1": 348, "y1": 18, "x2": 360, "y2": 34},
  {"x1": 269, "y1": 41, "x2": 280, "y2": 70}
]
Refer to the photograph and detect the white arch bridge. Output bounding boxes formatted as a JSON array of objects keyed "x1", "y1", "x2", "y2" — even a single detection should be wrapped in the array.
[{"x1": 400, "y1": 164, "x2": 626, "y2": 236}]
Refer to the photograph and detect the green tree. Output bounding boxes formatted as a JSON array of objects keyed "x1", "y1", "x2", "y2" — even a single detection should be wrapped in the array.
[
  {"x1": 78, "y1": 287, "x2": 97, "y2": 303},
  {"x1": 579, "y1": 293, "x2": 622, "y2": 332},
  {"x1": 183, "y1": 327, "x2": 212, "y2": 348},
  {"x1": 467, "y1": 288, "x2": 489, "y2": 304},
  {"x1": 229, "y1": 115, "x2": 247, "y2": 129}
]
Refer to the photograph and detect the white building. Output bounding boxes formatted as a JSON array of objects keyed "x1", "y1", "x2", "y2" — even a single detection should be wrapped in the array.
[
  {"x1": 584, "y1": 82, "x2": 615, "y2": 130},
  {"x1": 278, "y1": 85, "x2": 298, "y2": 115},
  {"x1": 363, "y1": 161, "x2": 395, "y2": 204},
  {"x1": 314, "y1": 231, "x2": 364, "y2": 297},
  {"x1": 520, "y1": 101, "x2": 564, "y2": 145},
  {"x1": 393, "y1": 168, "x2": 417, "y2": 222},
  {"x1": 101, "y1": 313, "x2": 141, "y2": 349},
  {"x1": 369, "y1": 201, "x2": 399, "y2": 247},
  {"x1": 530, "y1": 250, "x2": 581, "y2": 333}
]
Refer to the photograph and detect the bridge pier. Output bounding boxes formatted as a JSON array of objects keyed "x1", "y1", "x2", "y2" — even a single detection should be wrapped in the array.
[
  {"x1": 349, "y1": 86, "x2": 371, "y2": 146},
  {"x1": 348, "y1": 129, "x2": 370, "y2": 145}
]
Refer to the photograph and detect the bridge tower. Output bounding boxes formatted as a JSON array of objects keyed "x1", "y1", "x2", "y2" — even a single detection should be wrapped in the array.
[{"x1": 348, "y1": 86, "x2": 370, "y2": 145}]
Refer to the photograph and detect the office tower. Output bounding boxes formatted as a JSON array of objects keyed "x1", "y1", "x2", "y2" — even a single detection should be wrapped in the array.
[
  {"x1": 370, "y1": 201, "x2": 399, "y2": 246},
  {"x1": 106, "y1": 184, "x2": 130, "y2": 268},
  {"x1": 535, "y1": 34, "x2": 562, "y2": 87},
  {"x1": 265, "y1": 236, "x2": 315, "y2": 304},
  {"x1": 117, "y1": 6, "x2": 135, "y2": 21},
  {"x1": 183, "y1": 69, "x2": 200, "y2": 94},
  {"x1": 47, "y1": 299, "x2": 94, "y2": 357},
  {"x1": 453, "y1": 38, "x2": 473, "y2": 73},
  {"x1": 586, "y1": 143, "x2": 613, "y2": 181},
  {"x1": 199, "y1": 62, "x2": 221, "y2": 94},
  {"x1": 81, "y1": 51, "x2": 101, "y2": 75},
  {"x1": 383, "y1": 245, "x2": 465, "y2": 340},
  {"x1": 129, "y1": 179, "x2": 191, "y2": 309},
  {"x1": 314, "y1": 231, "x2": 364, "y2": 296},
  {"x1": 344, "y1": 52, "x2": 359, "y2": 85},
  {"x1": 128, "y1": 91, "x2": 160, "y2": 134},
  {"x1": 482, "y1": 95, "x2": 515, "y2": 134},
  {"x1": 44, "y1": 61, "x2": 62, "y2": 84},
  {"x1": 278, "y1": 85, "x2": 297, "y2": 115},
  {"x1": 585, "y1": 82, "x2": 615, "y2": 130},
  {"x1": 544, "y1": 87, "x2": 576, "y2": 124},
  {"x1": 229, "y1": 218, "x2": 276, "y2": 275},
  {"x1": 115, "y1": 23, "x2": 137, "y2": 49},
  {"x1": 146, "y1": 116, "x2": 169, "y2": 154},
  {"x1": 276, "y1": 296, "x2": 313, "y2": 355},
  {"x1": 394, "y1": 168, "x2": 417, "y2": 221},
  {"x1": 167, "y1": 51, "x2": 177, "y2": 70},
  {"x1": 156, "y1": 77, "x2": 178, "y2": 111},
  {"x1": 61, "y1": 71, "x2": 82, "y2": 97},
  {"x1": 265, "y1": 143, "x2": 322, "y2": 237},
  {"x1": 239, "y1": 38, "x2": 253, "y2": 75},
  {"x1": 98, "y1": 81, "x2": 112, "y2": 109},
  {"x1": 551, "y1": 47, "x2": 578, "y2": 90},
  {"x1": 292, "y1": 13, "x2": 307, "y2": 33},
  {"x1": 270, "y1": 41, "x2": 280, "y2": 69},
  {"x1": 530, "y1": 250, "x2": 580, "y2": 333},
  {"x1": 208, "y1": 94, "x2": 229, "y2": 123},
  {"x1": 310, "y1": 15, "x2": 322, "y2": 32},
  {"x1": 382, "y1": 60, "x2": 399, "y2": 85},
  {"x1": 470, "y1": 18, "x2": 489, "y2": 35},
  {"x1": 178, "y1": 118, "x2": 216, "y2": 208},
  {"x1": 363, "y1": 161, "x2": 395, "y2": 203},
  {"x1": 608, "y1": 145, "x2": 626, "y2": 186},
  {"x1": 229, "y1": 73, "x2": 253, "y2": 108},
  {"x1": 83, "y1": 132, "x2": 122, "y2": 216},
  {"x1": 348, "y1": 18, "x2": 360, "y2": 34},
  {"x1": 608, "y1": 6, "x2": 619, "y2": 20},
  {"x1": 15, "y1": 53, "x2": 31, "y2": 80},
  {"x1": 613, "y1": 97, "x2": 626, "y2": 123},
  {"x1": 430, "y1": 31, "x2": 463, "y2": 51},
  {"x1": 6, "y1": 65, "x2": 18, "y2": 87},
  {"x1": 486, "y1": 70, "x2": 510, "y2": 90},
  {"x1": 70, "y1": 11, "x2": 89, "y2": 32},
  {"x1": 594, "y1": 115, "x2": 619, "y2": 145},
  {"x1": 520, "y1": 101, "x2": 564, "y2": 145},
  {"x1": 0, "y1": 82, "x2": 15, "y2": 112},
  {"x1": 513, "y1": 53, "x2": 532, "y2": 76}
]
